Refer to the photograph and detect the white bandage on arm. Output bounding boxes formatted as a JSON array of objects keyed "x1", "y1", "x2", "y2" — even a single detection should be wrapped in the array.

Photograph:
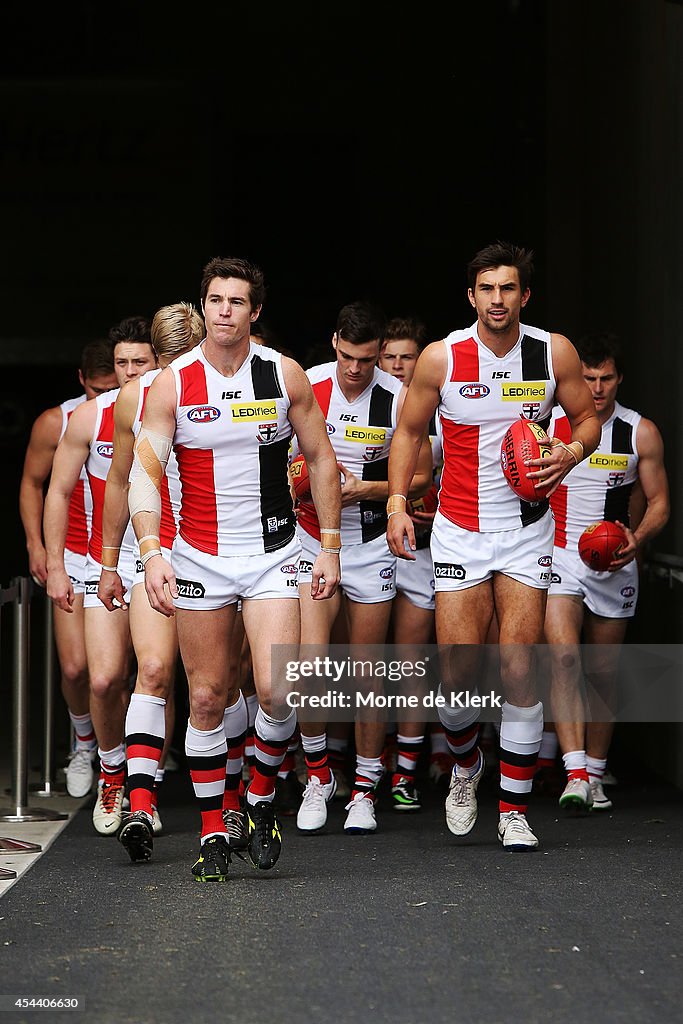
[{"x1": 128, "y1": 428, "x2": 173, "y2": 519}]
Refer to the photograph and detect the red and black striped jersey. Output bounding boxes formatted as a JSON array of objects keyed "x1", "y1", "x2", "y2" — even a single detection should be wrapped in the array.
[
  {"x1": 170, "y1": 342, "x2": 295, "y2": 556},
  {"x1": 86, "y1": 390, "x2": 136, "y2": 563},
  {"x1": 294, "y1": 362, "x2": 403, "y2": 545},
  {"x1": 549, "y1": 402, "x2": 641, "y2": 549},
  {"x1": 60, "y1": 395, "x2": 92, "y2": 556},
  {"x1": 438, "y1": 324, "x2": 556, "y2": 532}
]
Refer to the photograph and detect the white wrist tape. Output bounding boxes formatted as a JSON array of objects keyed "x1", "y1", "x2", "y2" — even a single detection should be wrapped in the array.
[
  {"x1": 128, "y1": 428, "x2": 173, "y2": 519},
  {"x1": 556, "y1": 440, "x2": 584, "y2": 465}
]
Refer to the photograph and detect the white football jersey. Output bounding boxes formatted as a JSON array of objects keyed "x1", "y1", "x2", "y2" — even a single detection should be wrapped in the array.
[
  {"x1": 294, "y1": 362, "x2": 404, "y2": 546},
  {"x1": 549, "y1": 402, "x2": 641, "y2": 549},
  {"x1": 438, "y1": 323, "x2": 557, "y2": 532},
  {"x1": 169, "y1": 342, "x2": 295, "y2": 556}
]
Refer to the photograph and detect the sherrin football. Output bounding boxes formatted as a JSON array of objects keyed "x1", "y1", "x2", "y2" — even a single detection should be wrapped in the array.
[
  {"x1": 289, "y1": 454, "x2": 311, "y2": 501},
  {"x1": 500, "y1": 418, "x2": 553, "y2": 503},
  {"x1": 578, "y1": 520, "x2": 627, "y2": 572}
]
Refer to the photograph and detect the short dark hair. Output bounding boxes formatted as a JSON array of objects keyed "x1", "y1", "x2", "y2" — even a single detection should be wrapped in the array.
[
  {"x1": 336, "y1": 301, "x2": 386, "y2": 346},
  {"x1": 575, "y1": 332, "x2": 623, "y2": 375},
  {"x1": 107, "y1": 316, "x2": 152, "y2": 346},
  {"x1": 200, "y1": 257, "x2": 266, "y2": 310},
  {"x1": 383, "y1": 316, "x2": 428, "y2": 351},
  {"x1": 80, "y1": 338, "x2": 115, "y2": 379},
  {"x1": 467, "y1": 241, "x2": 535, "y2": 293}
]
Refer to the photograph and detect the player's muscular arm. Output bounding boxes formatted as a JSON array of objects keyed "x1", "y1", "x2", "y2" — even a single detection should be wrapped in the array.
[
  {"x1": 527, "y1": 335, "x2": 601, "y2": 496},
  {"x1": 609, "y1": 418, "x2": 670, "y2": 570},
  {"x1": 386, "y1": 343, "x2": 443, "y2": 559},
  {"x1": 19, "y1": 406, "x2": 62, "y2": 584},
  {"x1": 43, "y1": 401, "x2": 95, "y2": 611},
  {"x1": 102, "y1": 381, "x2": 139, "y2": 551},
  {"x1": 129, "y1": 368, "x2": 177, "y2": 616},
  {"x1": 98, "y1": 381, "x2": 140, "y2": 609},
  {"x1": 285, "y1": 358, "x2": 341, "y2": 599}
]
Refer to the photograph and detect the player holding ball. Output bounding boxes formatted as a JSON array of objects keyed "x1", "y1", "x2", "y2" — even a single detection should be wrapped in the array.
[
  {"x1": 545, "y1": 333, "x2": 670, "y2": 814},
  {"x1": 387, "y1": 240, "x2": 599, "y2": 851}
]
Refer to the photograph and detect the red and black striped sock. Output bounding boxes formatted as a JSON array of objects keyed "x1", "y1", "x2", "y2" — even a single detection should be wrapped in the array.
[
  {"x1": 394, "y1": 733, "x2": 424, "y2": 783},
  {"x1": 498, "y1": 701, "x2": 543, "y2": 814},
  {"x1": 125, "y1": 693, "x2": 166, "y2": 818},
  {"x1": 438, "y1": 695, "x2": 481, "y2": 772},
  {"x1": 222, "y1": 694, "x2": 248, "y2": 812},
  {"x1": 351, "y1": 755, "x2": 383, "y2": 801},
  {"x1": 69, "y1": 710, "x2": 96, "y2": 750},
  {"x1": 248, "y1": 708, "x2": 296, "y2": 804},
  {"x1": 301, "y1": 732, "x2": 331, "y2": 785},
  {"x1": 185, "y1": 723, "x2": 227, "y2": 841},
  {"x1": 98, "y1": 743, "x2": 125, "y2": 786}
]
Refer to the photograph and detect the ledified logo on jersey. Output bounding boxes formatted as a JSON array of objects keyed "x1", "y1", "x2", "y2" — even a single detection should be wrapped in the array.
[
  {"x1": 344, "y1": 426, "x2": 387, "y2": 444},
  {"x1": 96, "y1": 443, "x2": 114, "y2": 457},
  {"x1": 501, "y1": 382, "x2": 547, "y2": 401},
  {"x1": 230, "y1": 401, "x2": 278, "y2": 421},
  {"x1": 588, "y1": 454, "x2": 629, "y2": 470}
]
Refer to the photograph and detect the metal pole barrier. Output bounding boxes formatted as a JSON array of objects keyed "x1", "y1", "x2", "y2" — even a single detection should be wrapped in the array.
[
  {"x1": 0, "y1": 577, "x2": 66, "y2": 823},
  {"x1": 31, "y1": 593, "x2": 66, "y2": 797}
]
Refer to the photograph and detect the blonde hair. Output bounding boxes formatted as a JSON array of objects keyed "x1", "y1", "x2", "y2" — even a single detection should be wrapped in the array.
[{"x1": 151, "y1": 302, "x2": 204, "y2": 361}]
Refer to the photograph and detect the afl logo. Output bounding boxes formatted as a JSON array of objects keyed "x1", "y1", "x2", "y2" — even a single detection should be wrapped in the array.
[
  {"x1": 188, "y1": 406, "x2": 220, "y2": 423},
  {"x1": 459, "y1": 383, "x2": 490, "y2": 399},
  {"x1": 97, "y1": 443, "x2": 114, "y2": 458},
  {"x1": 620, "y1": 585, "x2": 636, "y2": 598},
  {"x1": 325, "y1": 422, "x2": 336, "y2": 434},
  {"x1": 538, "y1": 555, "x2": 552, "y2": 567},
  {"x1": 379, "y1": 567, "x2": 394, "y2": 579},
  {"x1": 280, "y1": 564, "x2": 298, "y2": 575}
]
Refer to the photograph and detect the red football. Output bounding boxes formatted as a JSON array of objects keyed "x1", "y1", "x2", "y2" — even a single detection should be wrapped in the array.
[
  {"x1": 578, "y1": 520, "x2": 627, "y2": 572},
  {"x1": 408, "y1": 482, "x2": 439, "y2": 517},
  {"x1": 500, "y1": 418, "x2": 553, "y2": 502},
  {"x1": 289, "y1": 454, "x2": 311, "y2": 500}
]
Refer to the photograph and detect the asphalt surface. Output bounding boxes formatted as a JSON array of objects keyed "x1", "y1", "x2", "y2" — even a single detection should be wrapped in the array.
[{"x1": 0, "y1": 766, "x2": 681, "y2": 1024}]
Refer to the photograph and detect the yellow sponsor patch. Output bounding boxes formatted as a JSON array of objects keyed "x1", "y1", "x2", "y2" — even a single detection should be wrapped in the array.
[
  {"x1": 230, "y1": 401, "x2": 278, "y2": 421},
  {"x1": 589, "y1": 454, "x2": 629, "y2": 470},
  {"x1": 501, "y1": 382, "x2": 547, "y2": 401},
  {"x1": 344, "y1": 426, "x2": 387, "y2": 443}
]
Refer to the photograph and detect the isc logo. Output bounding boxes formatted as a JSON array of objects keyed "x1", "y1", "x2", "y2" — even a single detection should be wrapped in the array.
[
  {"x1": 97, "y1": 443, "x2": 114, "y2": 458},
  {"x1": 187, "y1": 406, "x2": 220, "y2": 423},
  {"x1": 459, "y1": 383, "x2": 490, "y2": 399}
]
